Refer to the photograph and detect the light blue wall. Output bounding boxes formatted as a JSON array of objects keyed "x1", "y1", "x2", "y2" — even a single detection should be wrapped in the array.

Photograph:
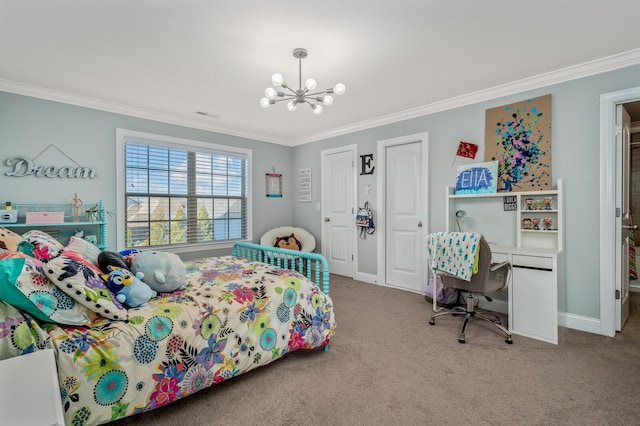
[
  {"x1": 3, "y1": 63, "x2": 640, "y2": 320},
  {"x1": 292, "y1": 64, "x2": 640, "y2": 320},
  {"x1": 0, "y1": 92, "x2": 294, "y2": 258}
]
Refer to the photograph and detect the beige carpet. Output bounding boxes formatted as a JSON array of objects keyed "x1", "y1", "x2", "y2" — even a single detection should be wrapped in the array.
[{"x1": 109, "y1": 276, "x2": 640, "y2": 426}]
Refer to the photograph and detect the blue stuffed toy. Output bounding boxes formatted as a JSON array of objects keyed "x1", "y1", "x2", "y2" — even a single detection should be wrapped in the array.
[
  {"x1": 131, "y1": 250, "x2": 186, "y2": 293},
  {"x1": 100, "y1": 266, "x2": 157, "y2": 308}
]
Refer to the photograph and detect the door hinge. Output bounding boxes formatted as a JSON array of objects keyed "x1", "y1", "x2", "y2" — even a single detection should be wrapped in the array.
[
  {"x1": 615, "y1": 289, "x2": 621, "y2": 300},
  {"x1": 615, "y1": 125, "x2": 622, "y2": 136},
  {"x1": 352, "y1": 254, "x2": 354, "y2": 260}
]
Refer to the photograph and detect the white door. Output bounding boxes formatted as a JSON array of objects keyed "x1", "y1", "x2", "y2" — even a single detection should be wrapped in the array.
[
  {"x1": 616, "y1": 104, "x2": 632, "y2": 330},
  {"x1": 321, "y1": 147, "x2": 356, "y2": 277},
  {"x1": 381, "y1": 138, "x2": 426, "y2": 292}
]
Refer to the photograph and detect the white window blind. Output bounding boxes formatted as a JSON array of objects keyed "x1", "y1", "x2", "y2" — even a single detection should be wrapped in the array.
[{"x1": 123, "y1": 138, "x2": 248, "y2": 249}]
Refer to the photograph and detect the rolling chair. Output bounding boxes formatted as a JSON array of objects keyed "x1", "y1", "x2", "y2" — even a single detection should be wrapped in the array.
[{"x1": 428, "y1": 233, "x2": 513, "y2": 344}]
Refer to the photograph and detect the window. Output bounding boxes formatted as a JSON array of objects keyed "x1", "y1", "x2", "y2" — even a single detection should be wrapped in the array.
[{"x1": 116, "y1": 129, "x2": 252, "y2": 251}]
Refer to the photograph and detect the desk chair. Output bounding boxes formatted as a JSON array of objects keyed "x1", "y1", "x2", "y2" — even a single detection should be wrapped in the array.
[{"x1": 428, "y1": 233, "x2": 513, "y2": 344}]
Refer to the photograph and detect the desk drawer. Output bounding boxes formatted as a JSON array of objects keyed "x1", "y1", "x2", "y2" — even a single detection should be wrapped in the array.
[{"x1": 512, "y1": 254, "x2": 553, "y2": 270}]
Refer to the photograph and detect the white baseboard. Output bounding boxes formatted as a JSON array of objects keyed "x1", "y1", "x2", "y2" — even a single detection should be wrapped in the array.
[
  {"x1": 630, "y1": 283, "x2": 640, "y2": 292},
  {"x1": 355, "y1": 272, "x2": 378, "y2": 284},
  {"x1": 558, "y1": 311, "x2": 602, "y2": 335},
  {"x1": 480, "y1": 300, "x2": 604, "y2": 336}
]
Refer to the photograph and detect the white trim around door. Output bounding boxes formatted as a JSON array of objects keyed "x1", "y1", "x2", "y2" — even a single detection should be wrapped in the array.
[
  {"x1": 599, "y1": 86, "x2": 640, "y2": 337},
  {"x1": 321, "y1": 145, "x2": 358, "y2": 279},
  {"x1": 376, "y1": 132, "x2": 429, "y2": 292}
]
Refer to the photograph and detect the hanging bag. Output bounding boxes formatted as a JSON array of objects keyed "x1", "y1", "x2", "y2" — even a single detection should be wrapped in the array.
[{"x1": 356, "y1": 201, "x2": 375, "y2": 238}]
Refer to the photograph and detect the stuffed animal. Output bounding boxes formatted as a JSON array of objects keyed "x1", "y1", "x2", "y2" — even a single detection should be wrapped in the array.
[
  {"x1": 119, "y1": 248, "x2": 142, "y2": 267},
  {"x1": 100, "y1": 266, "x2": 157, "y2": 308},
  {"x1": 274, "y1": 233, "x2": 302, "y2": 251},
  {"x1": 131, "y1": 251, "x2": 186, "y2": 293},
  {"x1": 98, "y1": 250, "x2": 131, "y2": 272}
]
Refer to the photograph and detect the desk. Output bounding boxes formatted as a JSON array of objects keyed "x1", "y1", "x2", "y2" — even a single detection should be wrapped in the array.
[
  {"x1": 490, "y1": 244, "x2": 562, "y2": 345},
  {"x1": 0, "y1": 349, "x2": 65, "y2": 425}
]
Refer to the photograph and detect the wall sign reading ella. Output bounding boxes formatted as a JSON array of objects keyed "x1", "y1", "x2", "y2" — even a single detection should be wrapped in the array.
[{"x1": 455, "y1": 161, "x2": 498, "y2": 195}]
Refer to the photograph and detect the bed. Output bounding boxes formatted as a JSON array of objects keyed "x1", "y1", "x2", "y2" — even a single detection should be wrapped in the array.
[{"x1": 0, "y1": 239, "x2": 335, "y2": 426}]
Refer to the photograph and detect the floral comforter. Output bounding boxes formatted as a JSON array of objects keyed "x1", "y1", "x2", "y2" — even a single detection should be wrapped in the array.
[{"x1": 35, "y1": 255, "x2": 335, "y2": 425}]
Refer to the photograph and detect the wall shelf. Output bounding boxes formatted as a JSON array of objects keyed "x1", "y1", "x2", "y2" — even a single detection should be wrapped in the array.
[
  {"x1": 1, "y1": 201, "x2": 108, "y2": 250},
  {"x1": 446, "y1": 180, "x2": 563, "y2": 251}
]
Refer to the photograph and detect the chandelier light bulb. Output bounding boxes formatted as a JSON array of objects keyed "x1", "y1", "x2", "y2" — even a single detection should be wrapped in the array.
[
  {"x1": 312, "y1": 104, "x2": 323, "y2": 115},
  {"x1": 305, "y1": 78, "x2": 317, "y2": 91},
  {"x1": 323, "y1": 95, "x2": 334, "y2": 106},
  {"x1": 333, "y1": 83, "x2": 346, "y2": 95},
  {"x1": 265, "y1": 87, "x2": 277, "y2": 100},
  {"x1": 271, "y1": 73, "x2": 284, "y2": 87},
  {"x1": 260, "y1": 98, "x2": 271, "y2": 108},
  {"x1": 287, "y1": 101, "x2": 297, "y2": 111}
]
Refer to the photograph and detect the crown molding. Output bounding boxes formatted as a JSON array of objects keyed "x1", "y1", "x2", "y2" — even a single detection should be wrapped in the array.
[
  {"x1": 2, "y1": 48, "x2": 640, "y2": 147},
  {"x1": 0, "y1": 79, "x2": 289, "y2": 145},
  {"x1": 292, "y1": 48, "x2": 640, "y2": 146}
]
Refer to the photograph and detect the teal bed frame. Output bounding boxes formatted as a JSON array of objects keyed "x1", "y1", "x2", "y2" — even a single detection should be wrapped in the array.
[{"x1": 231, "y1": 241, "x2": 330, "y2": 296}]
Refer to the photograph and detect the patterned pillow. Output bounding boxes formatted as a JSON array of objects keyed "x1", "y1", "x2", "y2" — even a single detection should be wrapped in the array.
[
  {"x1": 43, "y1": 252, "x2": 128, "y2": 321},
  {"x1": 64, "y1": 236, "x2": 102, "y2": 265},
  {"x1": 21, "y1": 230, "x2": 64, "y2": 260},
  {"x1": 0, "y1": 256, "x2": 97, "y2": 325},
  {"x1": 0, "y1": 226, "x2": 22, "y2": 252}
]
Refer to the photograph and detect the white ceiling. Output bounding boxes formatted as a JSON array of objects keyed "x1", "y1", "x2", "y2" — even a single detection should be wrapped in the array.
[{"x1": 1, "y1": 1, "x2": 640, "y2": 146}]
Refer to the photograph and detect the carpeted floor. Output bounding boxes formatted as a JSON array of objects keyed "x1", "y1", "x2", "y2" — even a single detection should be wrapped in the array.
[{"x1": 109, "y1": 275, "x2": 640, "y2": 426}]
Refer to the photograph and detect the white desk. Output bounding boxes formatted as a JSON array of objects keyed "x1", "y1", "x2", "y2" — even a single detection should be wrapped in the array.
[
  {"x1": 0, "y1": 349, "x2": 65, "y2": 425},
  {"x1": 490, "y1": 244, "x2": 562, "y2": 345}
]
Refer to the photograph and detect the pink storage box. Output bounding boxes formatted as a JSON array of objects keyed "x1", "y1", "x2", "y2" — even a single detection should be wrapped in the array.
[{"x1": 25, "y1": 211, "x2": 65, "y2": 224}]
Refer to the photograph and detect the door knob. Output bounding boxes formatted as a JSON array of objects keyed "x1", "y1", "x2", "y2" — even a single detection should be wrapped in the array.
[
  {"x1": 418, "y1": 221, "x2": 423, "y2": 227},
  {"x1": 324, "y1": 218, "x2": 330, "y2": 222}
]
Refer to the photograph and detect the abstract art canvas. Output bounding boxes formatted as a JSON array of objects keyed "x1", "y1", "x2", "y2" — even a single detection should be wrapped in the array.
[{"x1": 484, "y1": 94, "x2": 552, "y2": 192}]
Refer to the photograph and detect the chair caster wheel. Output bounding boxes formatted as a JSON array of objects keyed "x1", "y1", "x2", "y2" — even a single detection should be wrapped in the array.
[
  {"x1": 458, "y1": 337, "x2": 466, "y2": 344},
  {"x1": 429, "y1": 320, "x2": 435, "y2": 325},
  {"x1": 505, "y1": 338, "x2": 513, "y2": 344}
]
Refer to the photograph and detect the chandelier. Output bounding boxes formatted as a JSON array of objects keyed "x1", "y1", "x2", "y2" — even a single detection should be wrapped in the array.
[{"x1": 260, "y1": 48, "x2": 346, "y2": 115}]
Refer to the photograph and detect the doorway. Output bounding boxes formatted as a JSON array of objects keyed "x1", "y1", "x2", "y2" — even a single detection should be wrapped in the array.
[
  {"x1": 599, "y1": 87, "x2": 640, "y2": 336},
  {"x1": 376, "y1": 132, "x2": 429, "y2": 293},
  {"x1": 320, "y1": 145, "x2": 357, "y2": 278},
  {"x1": 625, "y1": 103, "x2": 640, "y2": 296}
]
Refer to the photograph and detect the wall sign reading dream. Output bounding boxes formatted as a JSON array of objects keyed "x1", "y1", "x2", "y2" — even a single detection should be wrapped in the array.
[{"x1": 455, "y1": 161, "x2": 498, "y2": 194}]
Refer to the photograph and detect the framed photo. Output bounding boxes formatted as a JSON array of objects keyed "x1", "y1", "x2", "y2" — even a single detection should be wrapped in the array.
[{"x1": 266, "y1": 173, "x2": 282, "y2": 198}]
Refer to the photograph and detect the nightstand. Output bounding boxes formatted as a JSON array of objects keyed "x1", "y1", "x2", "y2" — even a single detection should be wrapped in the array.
[{"x1": 0, "y1": 349, "x2": 65, "y2": 425}]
